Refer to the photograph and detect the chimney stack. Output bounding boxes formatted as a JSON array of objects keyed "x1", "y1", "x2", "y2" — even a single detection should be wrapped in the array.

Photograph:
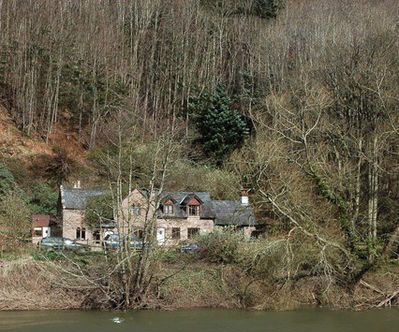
[{"x1": 240, "y1": 189, "x2": 249, "y2": 206}]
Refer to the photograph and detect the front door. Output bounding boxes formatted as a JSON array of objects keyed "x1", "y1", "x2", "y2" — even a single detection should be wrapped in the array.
[{"x1": 157, "y1": 228, "x2": 165, "y2": 245}]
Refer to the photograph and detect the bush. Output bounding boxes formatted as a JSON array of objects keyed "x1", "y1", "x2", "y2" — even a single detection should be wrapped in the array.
[
  {"x1": 197, "y1": 229, "x2": 245, "y2": 264},
  {"x1": 0, "y1": 190, "x2": 31, "y2": 249},
  {"x1": 84, "y1": 194, "x2": 113, "y2": 228},
  {"x1": 166, "y1": 161, "x2": 240, "y2": 200},
  {"x1": 32, "y1": 250, "x2": 64, "y2": 261},
  {"x1": 237, "y1": 237, "x2": 290, "y2": 280},
  {"x1": 28, "y1": 183, "x2": 58, "y2": 215},
  {"x1": 0, "y1": 163, "x2": 15, "y2": 197},
  {"x1": 154, "y1": 248, "x2": 184, "y2": 265},
  {"x1": 44, "y1": 146, "x2": 75, "y2": 185}
]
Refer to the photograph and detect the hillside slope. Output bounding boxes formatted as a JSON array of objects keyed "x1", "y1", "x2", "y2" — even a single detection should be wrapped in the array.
[
  {"x1": 0, "y1": 105, "x2": 91, "y2": 185},
  {"x1": 0, "y1": 106, "x2": 52, "y2": 159}
]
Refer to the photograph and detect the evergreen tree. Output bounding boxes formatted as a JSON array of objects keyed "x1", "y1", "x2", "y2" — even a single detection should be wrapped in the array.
[
  {"x1": 200, "y1": 0, "x2": 285, "y2": 19},
  {"x1": 189, "y1": 87, "x2": 249, "y2": 165},
  {"x1": 252, "y1": 0, "x2": 285, "y2": 18}
]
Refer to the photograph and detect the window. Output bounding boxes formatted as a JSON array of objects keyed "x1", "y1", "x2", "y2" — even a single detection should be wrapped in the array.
[
  {"x1": 188, "y1": 227, "x2": 200, "y2": 239},
  {"x1": 76, "y1": 227, "x2": 86, "y2": 240},
  {"x1": 172, "y1": 227, "x2": 180, "y2": 240},
  {"x1": 163, "y1": 204, "x2": 173, "y2": 214},
  {"x1": 130, "y1": 204, "x2": 141, "y2": 216},
  {"x1": 33, "y1": 228, "x2": 42, "y2": 237},
  {"x1": 93, "y1": 231, "x2": 101, "y2": 243},
  {"x1": 188, "y1": 205, "x2": 199, "y2": 216}
]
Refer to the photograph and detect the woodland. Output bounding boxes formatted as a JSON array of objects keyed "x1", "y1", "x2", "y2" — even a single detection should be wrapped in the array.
[{"x1": 0, "y1": 0, "x2": 399, "y2": 310}]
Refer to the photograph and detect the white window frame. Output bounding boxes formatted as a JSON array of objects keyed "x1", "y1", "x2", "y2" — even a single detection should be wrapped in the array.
[
  {"x1": 188, "y1": 205, "x2": 199, "y2": 216},
  {"x1": 163, "y1": 204, "x2": 173, "y2": 214}
]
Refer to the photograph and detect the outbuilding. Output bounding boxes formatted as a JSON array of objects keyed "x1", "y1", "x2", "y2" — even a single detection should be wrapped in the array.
[{"x1": 31, "y1": 214, "x2": 51, "y2": 244}]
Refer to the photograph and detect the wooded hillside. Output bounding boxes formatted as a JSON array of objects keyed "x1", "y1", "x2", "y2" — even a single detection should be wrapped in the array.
[{"x1": 0, "y1": 0, "x2": 399, "y2": 300}]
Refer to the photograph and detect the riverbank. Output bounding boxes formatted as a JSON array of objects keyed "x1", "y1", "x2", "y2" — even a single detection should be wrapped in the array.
[{"x1": 1, "y1": 250, "x2": 398, "y2": 311}]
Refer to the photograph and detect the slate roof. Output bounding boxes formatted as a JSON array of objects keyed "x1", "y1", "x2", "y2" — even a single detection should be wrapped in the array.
[
  {"x1": 61, "y1": 186, "x2": 107, "y2": 210},
  {"x1": 161, "y1": 192, "x2": 211, "y2": 204},
  {"x1": 159, "y1": 192, "x2": 257, "y2": 226},
  {"x1": 61, "y1": 187, "x2": 256, "y2": 226},
  {"x1": 211, "y1": 201, "x2": 256, "y2": 226}
]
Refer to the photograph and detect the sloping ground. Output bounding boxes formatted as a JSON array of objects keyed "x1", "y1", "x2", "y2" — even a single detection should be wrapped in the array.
[
  {"x1": 0, "y1": 106, "x2": 52, "y2": 159},
  {"x1": 0, "y1": 257, "x2": 398, "y2": 311},
  {"x1": 0, "y1": 258, "x2": 84, "y2": 311},
  {"x1": 0, "y1": 105, "x2": 91, "y2": 181}
]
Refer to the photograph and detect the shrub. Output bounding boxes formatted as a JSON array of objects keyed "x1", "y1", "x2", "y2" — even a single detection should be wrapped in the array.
[
  {"x1": 0, "y1": 163, "x2": 15, "y2": 197},
  {"x1": 44, "y1": 146, "x2": 75, "y2": 185},
  {"x1": 84, "y1": 194, "x2": 113, "y2": 228},
  {"x1": 0, "y1": 190, "x2": 31, "y2": 249},
  {"x1": 28, "y1": 183, "x2": 58, "y2": 215},
  {"x1": 198, "y1": 229, "x2": 245, "y2": 264},
  {"x1": 165, "y1": 161, "x2": 240, "y2": 200},
  {"x1": 32, "y1": 250, "x2": 64, "y2": 262}
]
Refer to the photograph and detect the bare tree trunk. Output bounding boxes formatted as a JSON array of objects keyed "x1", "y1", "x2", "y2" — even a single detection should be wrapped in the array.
[
  {"x1": 352, "y1": 136, "x2": 363, "y2": 226},
  {"x1": 383, "y1": 225, "x2": 399, "y2": 259},
  {"x1": 368, "y1": 136, "x2": 378, "y2": 243}
]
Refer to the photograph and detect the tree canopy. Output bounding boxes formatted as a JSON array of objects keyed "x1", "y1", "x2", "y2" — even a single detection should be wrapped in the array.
[
  {"x1": 189, "y1": 88, "x2": 250, "y2": 165},
  {"x1": 84, "y1": 195, "x2": 114, "y2": 229}
]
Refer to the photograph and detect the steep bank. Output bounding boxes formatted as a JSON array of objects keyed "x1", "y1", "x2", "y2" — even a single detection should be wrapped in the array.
[
  {"x1": 1, "y1": 254, "x2": 398, "y2": 311},
  {"x1": 0, "y1": 105, "x2": 98, "y2": 189},
  {"x1": 0, "y1": 106, "x2": 51, "y2": 159}
]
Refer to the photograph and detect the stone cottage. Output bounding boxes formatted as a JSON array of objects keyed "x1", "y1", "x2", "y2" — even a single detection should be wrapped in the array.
[
  {"x1": 60, "y1": 184, "x2": 257, "y2": 245},
  {"x1": 60, "y1": 183, "x2": 107, "y2": 243}
]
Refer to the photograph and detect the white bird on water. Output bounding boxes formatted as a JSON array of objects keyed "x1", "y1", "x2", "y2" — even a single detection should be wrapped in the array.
[{"x1": 112, "y1": 317, "x2": 125, "y2": 324}]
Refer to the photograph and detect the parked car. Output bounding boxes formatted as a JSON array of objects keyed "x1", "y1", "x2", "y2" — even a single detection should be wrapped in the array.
[
  {"x1": 179, "y1": 243, "x2": 204, "y2": 254},
  {"x1": 103, "y1": 234, "x2": 144, "y2": 251},
  {"x1": 38, "y1": 237, "x2": 90, "y2": 253}
]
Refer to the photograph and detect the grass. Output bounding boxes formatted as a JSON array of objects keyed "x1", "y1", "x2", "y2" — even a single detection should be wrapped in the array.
[{"x1": 1, "y1": 237, "x2": 398, "y2": 311}]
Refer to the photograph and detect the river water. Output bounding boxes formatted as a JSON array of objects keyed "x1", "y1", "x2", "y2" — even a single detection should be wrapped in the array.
[{"x1": 0, "y1": 309, "x2": 398, "y2": 332}]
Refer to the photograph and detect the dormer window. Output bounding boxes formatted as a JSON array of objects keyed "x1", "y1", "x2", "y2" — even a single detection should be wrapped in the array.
[
  {"x1": 185, "y1": 196, "x2": 201, "y2": 217},
  {"x1": 162, "y1": 198, "x2": 175, "y2": 215},
  {"x1": 188, "y1": 205, "x2": 199, "y2": 216},
  {"x1": 163, "y1": 204, "x2": 173, "y2": 214}
]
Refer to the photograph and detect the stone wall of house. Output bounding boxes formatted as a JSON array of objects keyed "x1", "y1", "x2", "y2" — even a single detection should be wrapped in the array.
[
  {"x1": 62, "y1": 209, "x2": 92, "y2": 243},
  {"x1": 214, "y1": 225, "x2": 257, "y2": 238},
  {"x1": 100, "y1": 188, "x2": 255, "y2": 246},
  {"x1": 157, "y1": 217, "x2": 214, "y2": 245},
  {"x1": 119, "y1": 189, "x2": 154, "y2": 228},
  {"x1": 120, "y1": 189, "x2": 215, "y2": 245}
]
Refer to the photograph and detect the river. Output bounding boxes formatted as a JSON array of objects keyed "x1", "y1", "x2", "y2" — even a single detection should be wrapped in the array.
[{"x1": 0, "y1": 309, "x2": 398, "y2": 332}]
